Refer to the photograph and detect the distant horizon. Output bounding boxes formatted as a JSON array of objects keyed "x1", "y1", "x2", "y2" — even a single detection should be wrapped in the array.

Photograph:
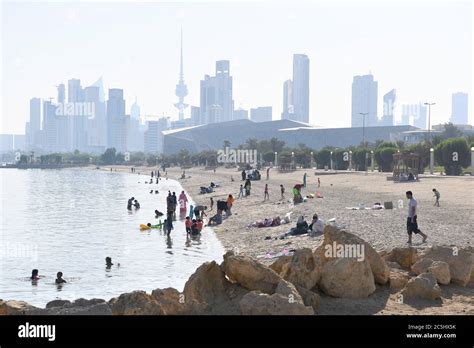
[{"x1": 1, "y1": 0, "x2": 473, "y2": 134}]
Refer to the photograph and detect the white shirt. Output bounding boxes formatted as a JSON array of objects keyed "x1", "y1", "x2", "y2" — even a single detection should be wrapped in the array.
[{"x1": 408, "y1": 198, "x2": 417, "y2": 218}]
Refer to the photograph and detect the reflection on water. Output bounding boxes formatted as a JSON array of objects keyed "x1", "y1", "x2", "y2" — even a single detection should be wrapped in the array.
[{"x1": 0, "y1": 169, "x2": 224, "y2": 307}]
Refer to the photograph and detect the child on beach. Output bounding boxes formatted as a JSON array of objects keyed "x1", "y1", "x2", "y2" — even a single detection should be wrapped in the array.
[
  {"x1": 280, "y1": 184, "x2": 285, "y2": 199},
  {"x1": 185, "y1": 216, "x2": 192, "y2": 235},
  {"x1": 432, "y1": 188, "x2": 440, "y2": 207},
  {"x1": 238, "y1": 185, "x2": 244, "y2": 198}
]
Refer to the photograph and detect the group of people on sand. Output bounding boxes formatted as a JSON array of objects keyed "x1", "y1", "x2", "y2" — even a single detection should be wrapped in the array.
[{"x1": 279, "y1": 213, "x2": 325, "y2": 239}]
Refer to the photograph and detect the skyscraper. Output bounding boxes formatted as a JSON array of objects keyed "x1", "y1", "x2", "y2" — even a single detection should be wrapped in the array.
[
  {"x1": 28, "y1": 98, "x2": 41, "y2": 149},
  {"x1": 42, "y1": 100, "x2": 58, "y2": 152},
  {"x1": 233, "y1": 108, "x2": 249, "y2": 120},
  {"x1": 281, "y1": 80, "x2": 294, "y2": 120},
  {"x1": 84, "y1": 85, "x2": 106, "y2": 151},
  {"x1": 57, "y1": 84, "x2": 65, "y2": 104},
  {"x1": 174, "y1": 29, "x2": 188, "y2": 121},
  {"x1": 107, "y1": 88, "x2": 127, "y2": 152},
  {"x1": 351, "y1": 74, "x2": 378, "y2": 128},
  {"x1": 199, "y1": 60, "x2": 234, "y2": 124},
  {"x1": 250, "y1": 107, "x2": 272, "y2": 122},
  {"x1": 379, "y1": 89, "x2": 396, "y2": 126},
  {"x1": 67, "y1": 78, "x2": 87, "y2": 151},
  {"x1": 412, "y1": 103, "x2": 427, "y2": 129},
  {"x1": 451, "y1": 92, "x2": 468, "y2": 124},
  {"x1": 190, "y1": 106, "x2": 201, "y2": 126},
  {"x1": 292, "y1": 54, "x2": 310, "y2": 123}
]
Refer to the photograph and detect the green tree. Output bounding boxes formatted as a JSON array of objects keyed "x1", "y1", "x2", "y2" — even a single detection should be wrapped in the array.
[
  {"x1": 314, "y1": 148, "x2": 332, "y2": 169},
  {"x1": 100, "y1": 148, "x2": 117, "y2": 165},
  {"x1": 440, "y1": 123, "x2": 463, "y2": 140},
  {"x1": 375, "y1": 142, "x2": 397, "y2": 172},
  {"x1": 352, "y1": 148, "x2": 370, "y2": 171},
  {"x1": 434, "y1": 138, "x2": 470, "y2": 175},
  {"x1": 333, "y1": 149, "x2": 349, "y2": 170}
]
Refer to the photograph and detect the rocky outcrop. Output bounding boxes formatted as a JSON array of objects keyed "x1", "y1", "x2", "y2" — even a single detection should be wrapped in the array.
[
  {"x1": 239, "y1": 291, "x2": 314, "y2": 315},
  {"x1": 269, "y1": 255, "x2": 292, "y2": 274},
  {"x1": 109, "y1": 291, "x2": 165, "y2": 315},
  {"x1": 0, "y1": 300, "x2": 40, "y2": 315},
  {"x1": 383, "y1": 247, "x2": 418, "y2": 270},
  {"x1": 401, "y1": 273, "x2": 442, "y2": 300},
  {"x1": 315, "y1": 225, "x2": 389, "y2": 285},
  {"x1": 428, "y1": 261, "x2": 451, "y2": 285},
  {"x1": 421, "y1": 246, "x2": 474, "y2": 286},
  {"x1": 279, "y1": 248, "x2": 321, "y2": 290},
  {"x1": 319, "y1": 257, "x2": 376, "y2": 298},
  {"x1": 411, "y1": 258, "x2": 435, "y2": 275},
  {"x1": 221, "y1": 251, "x2": 281, "y2": 294},
  {"x1": 389, "y1": 269, "x2": 411, "y2": 290}
]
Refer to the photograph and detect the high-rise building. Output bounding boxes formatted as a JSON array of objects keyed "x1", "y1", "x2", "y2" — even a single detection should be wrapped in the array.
[
  {"x1": 107, "y1": 88, "x2": 127, "y2": 152},
  {"x1": 42, "y1": 100, "x2": 58, "y2": 152},
  {"x1": 67, "y1": 78, "x2": 87, "y2": 151},
  {"x1": 351, "y1": 74, "x2": 378, "y2": 128},
  {"x1": 412, "y1": 103, "x2": 427, "y2": 129},
  {"x1": 199, "y1": 60, "x2": 234, "y2": 124},
  {"x1": 144, "y1": 117, "x2": 168, "y2": 153},
  {"x1": 281, "y1": 80, "x2": 294, "y2": 120},
  {"x1": 28, "y1": 98, "x2": 41, "y2": 149},
  {"x1": 190, "y1": 106, "x2": 201, "y2": 126},
  {"x1": 250, "y1": 107, "x2": 272, "y2": 122},
  {"x1": 57, "y1": 84, "x2": 65, "y2": 104},
  {"x1": 379, "y1": 89, "x2": 396, "y2": 126},
  {"x1": 292, "y1": 54, "x2": 310, "y2": 123},
  {"x1": 174, "y1": 29, "x2": 188, "y2": 121},
  {"x1": 233, "y1": 108, "x2": 249, "y2": 120},
  {"x1": 451, "y1": 92, "x2": 468, "y2": 124},
  {"x1": 84, "y1": 86, "x2": 106, "y2": 152}
]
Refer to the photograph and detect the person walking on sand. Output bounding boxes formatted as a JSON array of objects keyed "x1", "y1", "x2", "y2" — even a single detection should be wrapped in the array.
[
  {"x1": 303, "y1": 173, "x2": 307, "y2": 188},
  {"x1": 244, "y1": 178, "x2": 251, "y2": 196},
  {"x1": 280, "y1": 184, "x2": 285, "y2": 200},
  {"x1": 318, "y1": 177, "x2": 320, "y2": 188},
  {"x1": 266, "y1": 167, "x2": 270, "y2": 180},
  {"x1": 406, "y1": 191, "x2": 428, "y2": 244},
  {"x1": 264, "y1": 184, "x2": 269, "y2": 201},
  {"x1": 432, "y1": 188, "x2": 440, "y2": 207},
  {"x1": 238, "y1": 184, "x2": 244, "y2": 198},
  {"x1": 210, "y1": 197, "x2": 214, "y2": 210},
  {"x1": 226, "y1": 194, "x2": 235, "y2": 216}
]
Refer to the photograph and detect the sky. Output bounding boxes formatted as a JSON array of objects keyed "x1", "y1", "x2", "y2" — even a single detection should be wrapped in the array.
[{"x1": 1, "y1": 0, "x2": 472, "y2": 134}]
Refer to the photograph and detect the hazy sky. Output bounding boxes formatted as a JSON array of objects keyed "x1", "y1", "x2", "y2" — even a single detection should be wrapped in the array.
[{"x1": 1, "y1": 0, "x2": 472, "y2": 134}]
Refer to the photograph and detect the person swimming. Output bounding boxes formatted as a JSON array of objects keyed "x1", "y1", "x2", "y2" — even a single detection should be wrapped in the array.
[
  {"x1": 55, "y1": 272, "x2": 66, "y2": 284},
  {"x1": 155, "y1": 210, "x2": 164, "y2": 217},
  {"x1": 30, "y1": 269, "x2": 40, "y2": 280},
  {"x1": 106, "y1": 257, "x2": 113, "y2": 269},
  {"x1": 127, "y1": 197, "x2": 135, "y2": 210},
  {"x1": 133, "y1": 200, "x2": 140, "y2": 209}
]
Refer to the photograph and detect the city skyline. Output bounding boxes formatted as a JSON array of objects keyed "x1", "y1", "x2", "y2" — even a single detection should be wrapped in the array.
[{"x1": 1, "y1": 0, "x2": 472, "y2": 134}]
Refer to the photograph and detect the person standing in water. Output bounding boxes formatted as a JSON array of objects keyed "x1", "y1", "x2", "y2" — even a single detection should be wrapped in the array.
[
  {"x1": 55, "y1": 272, "x2": 67, "y2": 284},
  {"x1": 406, "y1": 191, "x2": 428, "y2": 244},
  {"x1": 165, "y1": 212, "x2": 174, "y2": 236}
]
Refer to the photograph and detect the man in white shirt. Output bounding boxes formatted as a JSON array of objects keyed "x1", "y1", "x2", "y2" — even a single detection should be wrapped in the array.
[
  {"x1": 406, "y1": 191, "x2": 428, "y2": 244},
  {"x1": 309, "y1": 214, "x2": 324, "y2": 236}
]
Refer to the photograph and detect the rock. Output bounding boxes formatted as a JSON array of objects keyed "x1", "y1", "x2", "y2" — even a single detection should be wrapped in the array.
[
  {"x1": 295, "y1": 286, "x2": 321, "y2": 312},
  {"x1": 110, "y1": 291, "x2": 165, "y2": 315},
  {"x1": 315, "y1": 225, "x2": 389, "y2": 285},
  {"x1": 274, "y1": 280, "x2": 304, "y2": 304},
  {"x1": 0, "y1": 300, "x2": 40, "y2": 315},
  {"x1": 269, "y1": 255, "x2": 291, "y2": 274},
  {"x1": 421, "y1": 246, "x2": 474, "y2": 286},
  {"x1": 221, "y1": 251, "x2": 282, "y2": 294},
  {"x1": 411, "y1": 258, "x2": 434, "y2": 275},
  {"x1": 183, "y1": 260, "x2": 248, "y2": 314},
  {"x1": 428, "y1": 261, "x2": 451, "y2": 285},
  {"x1": 280, "y1": 248, "x2": 321, "y2": 290},
  {"x1": 319, "y1": 257, "x2": 376, "y2": 298},
  {"x1": 384, "y1": 247, "x2": 418, "y2": 270},
  {"x1": 50, "y1": 303, "x2": 112, "y2": 315},
  {"x1": 389, "y1": 269, "x2": 411, "y2": 290},
  {"x1": 151, "y1": 288, "x2": 192, "y2": 315},
  {"x1": 45, "y1": 300, "x2": 71, "y2": 308},
  {"x1": 386, "y1": 261, "x2": 402, "y2": 269},
  {"x1": 239, "y1": 291, "x2": 314, "y2": 315},
  {"x1": 401, "y1": 273, "x2": 441, "y2": 300}
]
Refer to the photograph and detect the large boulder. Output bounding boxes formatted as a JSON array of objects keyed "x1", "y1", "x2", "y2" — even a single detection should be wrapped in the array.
[
  {"x1": 280, "y1": 248, "x2": 321, "y2": 290},
  {"x1": 411, "y1": 258, "x2": 434, "y2": 275},
  {"x1": 221, "y1": 251, "x2": 282, "y2": 294},
  {"x1": 383, "y1": 247, "x2": 418, "y2": 271},
  {"x1": 401, "y1": 273, "x2": 441, "y2": 300},
  {"x1": 0, "y1": 300, "x2": 40, "y2": 315},
  {"x1": 315, "y1": 225, "x2": 389, "y2": 285},
  {"x1": 428, "y1": 261, "x2": 451, "y2": 285},
  {"x1": 319, "y1": 257, "x2": 376, "y2": 298},
  {"x1": 274, "y1": 280, "x2": 304, "y2": 304},
  {"x1": 183, "y1": 260, "x2": 248, "y2": 314},
  {"x1": 109, "y1": 291, "x2": 165, "y2": 315},
  {"x1": 295, "y1": 286, "x2": 321, "y2": 312},
  {"x1": 151, "y1": 288, "x2": 189, "y2": 315},
  {"x1": 239, "y1": 291, "x2": 314, "y2": 315},
  {"x1": 421, "y1": 246, "x2": 474, "y2": 286},
  {"x1": 389, "y1": 269, "x2": 411, "y2": 290},
  {"x1": 269, "y1": 255, "x2": 292, "y2": 274}
]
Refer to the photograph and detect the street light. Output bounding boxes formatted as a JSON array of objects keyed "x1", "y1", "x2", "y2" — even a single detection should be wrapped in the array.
[
  {"x1": 424, "y1": 102, "x2": 436, "y2": 144},
  {"x1": 330, "y1": 151, "x2": 333, "y2": 170},
  {"x1": 291, "y1": 152, "x2": 295, "y2": 169},
  {"x1": 430, "y1": 148, "x2": 434, "y2": 175},
  {"x1": 310, "y1": 151, "x2": 314, "y2": 169},
  {"x1": 359, "y1": 112, "x2": 368, "y2": 146}
]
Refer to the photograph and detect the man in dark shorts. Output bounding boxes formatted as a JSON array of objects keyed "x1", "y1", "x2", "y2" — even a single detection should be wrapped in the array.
[{"x1": 406, "y1": 191, "x2": 428, "y2": 244}]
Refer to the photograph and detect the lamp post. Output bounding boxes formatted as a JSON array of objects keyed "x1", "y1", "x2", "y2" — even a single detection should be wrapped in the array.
[
  {"x1": 310, "y1": 151, "x2": 314, "y2": 169},
  {"x1": 430, "y1": 148, "x2": 434, "y2": 175},
  {"x1": 471, "y1": 147, "x2": 474, "y2": 176},
  {"x1": 291, "y1": 152, "x2": 295, "y2": 169},
  {"x1": 370, "y1": 150, "x2": 374, "y2": 172},
  {"x1": 330, "y1": 151, "x2": 333, "y2": 170},
  {"x1": 359, "y1": 112, "x2": 368, "y2": 146},
  {"x1": 424, "y1": 102, "x2": 436, "y2": 144},
  {"x1": 274, "y1": 152, "x2": 278, "y2": 167},
  {"x1": 349, "y1": 150, "x2": 353, "y2": 171}
]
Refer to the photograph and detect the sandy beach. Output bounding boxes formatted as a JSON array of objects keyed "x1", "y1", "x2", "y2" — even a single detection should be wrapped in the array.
[{"x1": 99, "y1": 165, "x2": 474, "y2": 315}]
